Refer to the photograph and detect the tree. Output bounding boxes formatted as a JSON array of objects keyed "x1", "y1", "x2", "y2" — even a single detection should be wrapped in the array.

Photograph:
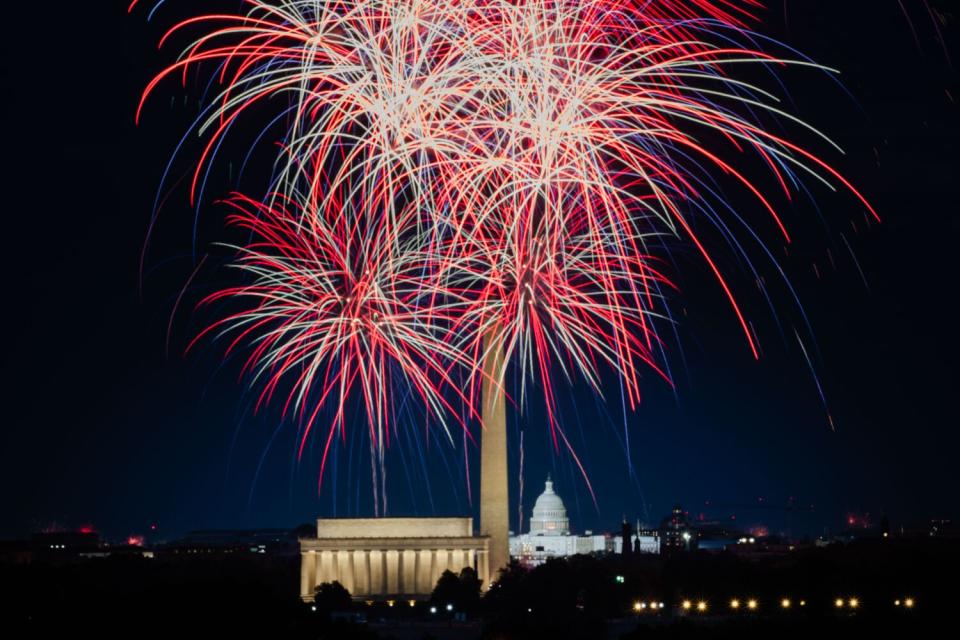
[
  {"x1": 430, "y1": 570, "x2": 461, "y2": 610},
  {"x1": 456, "y1": 567, "x2": 482, "y2": 612},
  {"x1": 314, "y1": 580, "x2": 352, "y2": 613},
  {"x1": 430, "y1": 567, "x2": 483, "y2": 614},
  {"x1": 481, "y1": 559, "x2": 528, "y2": 613}
]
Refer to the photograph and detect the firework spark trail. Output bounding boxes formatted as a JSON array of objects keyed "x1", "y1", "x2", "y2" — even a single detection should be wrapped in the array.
[{"x1": 138, "y1": 1, "x2": 876, "y2": 497}]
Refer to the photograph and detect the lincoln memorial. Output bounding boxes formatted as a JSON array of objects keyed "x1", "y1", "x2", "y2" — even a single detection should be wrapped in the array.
[{"x1": 299, "y1": 517, "x2": 490, "y2": 601}]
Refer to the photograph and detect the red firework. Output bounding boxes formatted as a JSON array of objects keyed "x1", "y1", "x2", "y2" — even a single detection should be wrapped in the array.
[{"x1": 135, "y1": 1, "x2": 876, "y2": 495}]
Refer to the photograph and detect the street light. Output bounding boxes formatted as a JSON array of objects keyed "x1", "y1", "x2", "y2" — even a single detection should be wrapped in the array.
[
  {"x1": 696, "y1": 601, "x2": 708, "y2": 613},
  {"x1": 781, "y1": 599, "x2": 791, "y2": 609},
  {"x1": 682, "y1": 600, "x2": 692, "y2": 611},
  {"x1": 747, "y1": 599, "x2": 758, "y2": 611},
  {"x1": 730, "y1": 599, "x2": 741, "y2": 610},
  {"x1": 849, "y1": 598, "x2": 859, "y2": 609}
]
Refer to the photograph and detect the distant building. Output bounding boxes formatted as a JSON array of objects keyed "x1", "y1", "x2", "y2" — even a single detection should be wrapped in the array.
[
  {"x1": 659, "y1": 505, "x2": 697, "y2": 555},
  {"x1": 929, "y1": 518, "x2": 958, "y2": 539},
  {"x1": 509, "y1": 476, "x2": 657, "y2": 566},
  {"x1": 31, "y1": 531, "x2": 102, "y2": 556},
  {"x1": 619, "y1": 519, "x2": 660, "y2": 556},
  {"x1": 163, "y1": 529, "x2": 299, "y2": 556},
  {"x1": 693, "y1": 520, "x2": 748, "y2": 552},
  {"x1": 0, "y1": 531, "x2": 158, "y2": 563},
  {"x1": 0, "y1": 540, "x2": 32, "y2": 566},
  {"x1": 892, "y1": 517, "x2": 959, "y2": 541},
  {"x1": 631, "y1": 524, "x2": 661, "y2": 554}
]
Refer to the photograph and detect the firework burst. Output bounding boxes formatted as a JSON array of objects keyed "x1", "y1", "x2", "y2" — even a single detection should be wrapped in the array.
[
  {"x1": 137, "y1": 1, "x2": 875, "y2": 497},
  {"x1": 186, "y1": 189, "x2": 485, "y2": 507}
]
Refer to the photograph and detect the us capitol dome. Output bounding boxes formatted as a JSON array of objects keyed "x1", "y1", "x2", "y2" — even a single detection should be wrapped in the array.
[{"x1": 529, "y1": 475, "x2": 570, "y2": 535}]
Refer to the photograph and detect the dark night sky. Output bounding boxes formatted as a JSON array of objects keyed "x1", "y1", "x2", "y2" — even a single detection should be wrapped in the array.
[{"x1": 0, "y1": 2, "x2": 957, "y2": 542}]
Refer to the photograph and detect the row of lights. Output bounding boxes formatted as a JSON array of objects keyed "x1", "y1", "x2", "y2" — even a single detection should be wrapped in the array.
[
  {"x1": 312, "y1": 596, "x2": 916, "y2": 614},
  {"x1": 644, "y1": 596, "x2": 918, "y2": 613},
  {"x1": 379, "y1": 599, "x2": 419, "y2": 608},
  {"x1": 377, "y1": 600, "x2": 455, "y2": 613},
  {"x1": 311, "y1": 601, "x2": 452, "y2": 614}
]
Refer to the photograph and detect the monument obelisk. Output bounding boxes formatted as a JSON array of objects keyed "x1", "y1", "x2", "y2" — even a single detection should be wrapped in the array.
[{"x1": 479, "y1": 331, "x2": 508, "y2": 587}]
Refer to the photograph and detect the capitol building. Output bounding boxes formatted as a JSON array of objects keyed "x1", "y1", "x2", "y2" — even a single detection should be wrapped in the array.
[{"x1": 509, "y1": 475, "x2": 658, "y2": 565}]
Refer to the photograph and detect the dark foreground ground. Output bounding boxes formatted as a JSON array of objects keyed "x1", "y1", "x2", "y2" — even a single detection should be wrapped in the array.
[{"x1": 1, "y1": 538, "x2": 956, "y2": 639}]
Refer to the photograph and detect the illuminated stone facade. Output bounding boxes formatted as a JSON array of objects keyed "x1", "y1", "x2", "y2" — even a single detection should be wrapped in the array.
[
  {"x1": 480, "y1": 336, "x2": 509, "y2": 585},
  {"x1": 299, "y1": 517, "x2": 489, "y2": 601}
]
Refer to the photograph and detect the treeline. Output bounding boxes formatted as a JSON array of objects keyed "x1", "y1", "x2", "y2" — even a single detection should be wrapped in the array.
[{"x1": 1, "y1": 538, "x2": 956, "y2": 638}]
